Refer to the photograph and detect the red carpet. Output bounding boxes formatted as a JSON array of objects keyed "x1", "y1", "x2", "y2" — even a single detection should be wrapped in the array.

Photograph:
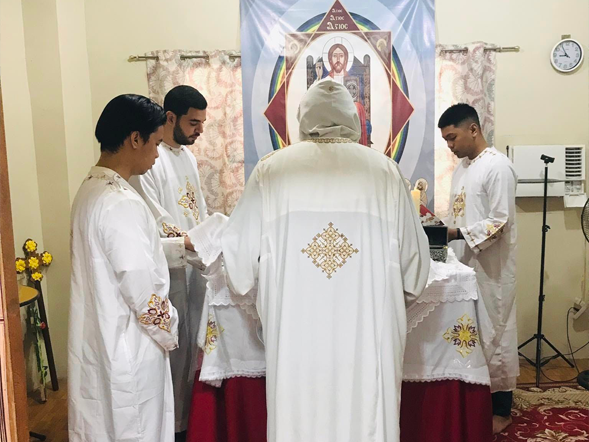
[{"x1": 493, "y1": 386, "x2": 589, "y2": 441}]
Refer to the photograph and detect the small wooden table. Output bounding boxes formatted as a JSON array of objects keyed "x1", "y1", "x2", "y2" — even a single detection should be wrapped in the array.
[
  {"x1": 18, "y1": 285, "x2": 48, "y2": 441},
  {"x1": 18, "y1": 285, "x2": 40, "y2": 307},
  {"x1": 18, "y1": 284, "x2": 58, "y2": 392}
]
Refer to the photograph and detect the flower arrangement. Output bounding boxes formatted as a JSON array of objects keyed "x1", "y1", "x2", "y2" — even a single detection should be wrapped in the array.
[{"x1": 15, "y1": 238, "x2": 53, "y2": 284}]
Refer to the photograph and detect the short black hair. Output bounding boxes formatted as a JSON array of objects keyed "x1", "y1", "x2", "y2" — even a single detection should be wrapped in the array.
[
  {"x1": 95, "y1": 94, "x2": 166, "y2": 153},
  {"x1": 438, "y1": 103, "x2": 481, "y2": 129},
  {"x1": 163, "y1": 85, "x2": 207, "y2": 117}
]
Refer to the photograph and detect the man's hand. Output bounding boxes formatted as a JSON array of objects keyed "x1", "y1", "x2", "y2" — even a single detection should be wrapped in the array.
[
  {"x1": 184, "y1": 236, "x2": 196, "y2": 252},
  {"x1": 448, "y1": 228, "x2": 459, "y2": 242}
]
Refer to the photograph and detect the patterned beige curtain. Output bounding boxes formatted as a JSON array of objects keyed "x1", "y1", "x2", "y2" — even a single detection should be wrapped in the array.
[
  {"x1": 146, "y1": 50, "x2": 244, "y2": 215},
  {"x1": 435, "y1": 42, "x2": 497, "y2": 218}
]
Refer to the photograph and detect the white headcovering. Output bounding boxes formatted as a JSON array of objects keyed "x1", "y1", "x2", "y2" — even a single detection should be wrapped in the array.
[{"x1": 297, "y1": 79, "x2": 361, "y2": 142}]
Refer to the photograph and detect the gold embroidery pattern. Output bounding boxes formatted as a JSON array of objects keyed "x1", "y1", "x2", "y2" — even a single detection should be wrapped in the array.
[
  {"x1": 261, "y1": 150, "x2": 278, "y2": 161},
  {"x1": 486, "y1": 222, "x2": 505, "y2": 241},
  {"x1": 162, "y1": 222, "x2": 187, "y2": 238},
  {"x1": 204, "y1": 314, "x2": 224, "y2": 354},
  {"x1": 469, "y1": 148, "x2": 496, "y2": 165},
  {"x1": 138, "y1": 294, "x2": 171, "y2": 333},
  {"x1": 301, "y1": 222, "x2": 359, "y2": 279},
  {"x1": 443, "y1": 314, "x2": 479, "y2": 358},
  {"x1": 464, "y1": 227, "x2": 482, "y2": 253},
  {"x1": 87, "y1": 172, "x2": 118, "y2": 186},
  {"x1": 452, "y1": 187, "x2": 466, "y2": 222},
  {"x1": 307, "y1": 137, "x2": 355, "y2": 144},
  {"x1": 178, "y1": 179, "x2": 200, "y2": 223}
]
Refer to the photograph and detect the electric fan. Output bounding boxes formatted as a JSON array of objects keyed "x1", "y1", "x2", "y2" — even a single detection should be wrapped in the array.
[{"x1": 578, "y1": 199, "x2": 589, "y2": 390}]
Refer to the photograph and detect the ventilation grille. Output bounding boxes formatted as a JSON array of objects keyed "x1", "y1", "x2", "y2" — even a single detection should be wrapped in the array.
[{"x1": 565, "y1": 146, "x2": 585, "y2": 180}]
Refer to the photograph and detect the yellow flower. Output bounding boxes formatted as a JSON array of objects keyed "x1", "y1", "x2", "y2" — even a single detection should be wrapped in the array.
[
  {"x1": 41, "y1": 252, "x2": 53, "y2": 266},
  {"x1": 28, "y1": 257, "x2": 40, "y2": 270},
  {"x1": 15, "y1": 259, "x2": 26, "y2": 273},
  {"x1": 31, "y1": 272, "x2": 43, "y2": 282},
  {"x1": 25, "y1": 240, "x2": 38, "y2": 253}
]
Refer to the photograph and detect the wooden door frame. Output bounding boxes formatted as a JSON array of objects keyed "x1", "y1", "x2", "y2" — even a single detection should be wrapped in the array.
[{"x1": 0, "y1": 83, "x2": 30, "y2": 440}]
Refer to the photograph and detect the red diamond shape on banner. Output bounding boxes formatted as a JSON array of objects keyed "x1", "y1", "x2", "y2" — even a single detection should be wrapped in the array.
[
  {"x1": 264, "y1": 82, "x2": 288, "y2": 144},
  {"x1": 391, "y1": 79, "x2": 414, "y2": 143}
]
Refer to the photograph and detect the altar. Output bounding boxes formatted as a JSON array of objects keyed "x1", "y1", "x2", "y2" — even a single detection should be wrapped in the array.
[{"x1": 400, "y1": 249, "x2": 495, "y2": 442}]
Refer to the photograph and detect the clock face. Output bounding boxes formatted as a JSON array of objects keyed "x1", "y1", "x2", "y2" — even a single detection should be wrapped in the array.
[{"x1": 551, "y1": 39, "x2": 584, "y2": 72}]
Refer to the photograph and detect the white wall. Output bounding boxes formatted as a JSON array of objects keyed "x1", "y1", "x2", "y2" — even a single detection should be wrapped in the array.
[
  {"x1": 0, "y1": 0, "x2": 44, "y2": 256},
  {"x1": 84, "y1": 0, "x2": 241, "y2": 152},
  {"x1": 437, "y1": 0, "x2": 589, "y2": 358},
  {"x1": 56, "y1": 0, "x2": 96, "y2": 199}
]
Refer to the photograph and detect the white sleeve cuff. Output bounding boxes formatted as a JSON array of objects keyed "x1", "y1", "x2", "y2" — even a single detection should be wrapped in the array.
[{"x1": 161, "y1": 237, "x2": 187, "y2": 269}]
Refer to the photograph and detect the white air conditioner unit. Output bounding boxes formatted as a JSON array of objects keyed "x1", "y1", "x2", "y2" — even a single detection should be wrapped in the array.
[{"x1": 506, "y1": 145, "x2": 586, "y2": 207}]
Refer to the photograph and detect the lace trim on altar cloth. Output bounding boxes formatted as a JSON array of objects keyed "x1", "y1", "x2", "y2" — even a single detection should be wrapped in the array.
[
  {"x1": 402, "y1": 373, "x2": 490, "y2": 386},
  {"x1": 205, "y1": 267, "x2": 259, "y2": 320},
  {"x1": 418, "y1": 280, "x2": 479, "y2": 304},
  {"x1": 199, "y1": 368, "x2": 266, "y2": 387},
  {"x1": 407, "y1": 280, "x2": 479, "y2": 332},
  {"x1": 403, "y1": 362, "x2": 491, "y2": 386},
  {"x1": 407, "y1": 301, "x2": 440, "y2": 333}
]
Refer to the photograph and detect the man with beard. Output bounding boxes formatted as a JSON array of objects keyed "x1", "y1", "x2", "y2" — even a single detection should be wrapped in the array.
[
  {"x1": 328, "y1": 43, "x2": 351, "y2": 85},
  {"x1": 130, "y1": 85, "x2": 208, "y2": 441}
]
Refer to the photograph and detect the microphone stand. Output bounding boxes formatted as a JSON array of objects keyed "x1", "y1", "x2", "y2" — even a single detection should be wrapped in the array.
[{"x1": 518, "y1": 154, "x2": 574, "y2": 387}]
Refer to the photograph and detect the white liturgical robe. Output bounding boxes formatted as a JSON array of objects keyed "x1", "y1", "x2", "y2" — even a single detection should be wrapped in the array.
[
  {"x1": 130, "y1": 142, "x2": 208, "y2": 432},
  {"x1": 222, "y1": 80, "x2": 430, "y2": 442},
  {"x1": 69, "y1": 167, "x2": 178, "y2": 442},
  {"x1": 446, "y1": 147, "x2": 519, "y2": 392}
]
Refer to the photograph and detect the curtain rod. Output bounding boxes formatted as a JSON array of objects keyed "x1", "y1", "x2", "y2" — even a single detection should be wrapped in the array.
[
  {"x1": 129, "y1": 46, "x2": 517, "y2": 61},
  {"x1": 128, "y1": 54, "x2": 241, "y2": 62},
  {"x1": 440, "y1": 46, "x2": 520, "y2": 54}
]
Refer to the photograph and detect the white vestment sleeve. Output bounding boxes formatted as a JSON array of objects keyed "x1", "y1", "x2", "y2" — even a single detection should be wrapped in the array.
[
  {"x1": 391, "y1": 163, "x2": 430, "y2": 306},
  {"x1": 460, "y1": 165, "x2": 516, "y2": 254},
  {"x1": 161, "y1": 237, "x2": 187, "y2": 269},
  {"x1": 102, "y1": 198, "x2": 179, "y2": 351},
  {"x1": 186, "y1": 212, "x2": 230, "y2": 267},
  {"x1": 130, "y1": 172, "x2": 188, "y2": 239},
  {"x1": 221, "y1": 165, "x2": 263, "y2": 296}
]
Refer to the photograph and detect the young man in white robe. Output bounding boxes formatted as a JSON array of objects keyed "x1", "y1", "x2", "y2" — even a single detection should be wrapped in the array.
[
  {"x1": 439, "y1": 103, "x2": 518, "y2": 434},
  {"x1": 222, "y1": 79, "x2": 430, "y2": 442},
  {"x1": 130, "y1": 85, "x2": 208, "y2": 438},
  {"x1": 69, "y1": 94, "x2": 179, "y2": 442}
]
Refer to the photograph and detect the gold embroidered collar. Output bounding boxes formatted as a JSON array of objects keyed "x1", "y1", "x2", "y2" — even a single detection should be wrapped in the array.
[
  {"x1": 304, "y1": 137, "x2": 356, "y2": 144},
  {"x1": 162, "y1": 141, "x2": 184, "y2": 156},
  {"x1": 467, "y1": 147, "x2": 492, "y2": 165},
  {"x1": 87, "y1": 166, "x2": 124, "y2": 184}
]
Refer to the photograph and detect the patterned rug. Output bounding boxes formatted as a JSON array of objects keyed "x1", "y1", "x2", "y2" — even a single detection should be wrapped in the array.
[{"x1": 493, "y1": 386, "x2": 589, "y2": 441}]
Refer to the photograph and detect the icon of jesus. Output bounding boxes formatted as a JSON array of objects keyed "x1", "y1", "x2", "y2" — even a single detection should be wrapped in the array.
[{"x1": 328, "y1": 44, "x2": 350, "y2": 84}]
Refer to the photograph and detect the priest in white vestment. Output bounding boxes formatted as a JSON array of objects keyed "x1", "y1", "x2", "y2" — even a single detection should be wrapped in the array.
[
  {"x1": 69, "y1": 94, "x2": 178, "y2": 442},
  {"x1": 130, "y1": 85, "x2": 208, "y2": 434},
  {"x1": 222, "y1": 79, "x2": 430, "y2": 442},
  {"x1": 439, "y1": 103, "x2": 518, "y2": 435}
]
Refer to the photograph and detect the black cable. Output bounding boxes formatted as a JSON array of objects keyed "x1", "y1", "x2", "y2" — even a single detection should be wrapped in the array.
[
  {"x1": 568, "y1": 340, "x2": 589, "y2": 355},
  {"x1": 539, "y1": 338, "x2": 589, "y2": 360}
]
